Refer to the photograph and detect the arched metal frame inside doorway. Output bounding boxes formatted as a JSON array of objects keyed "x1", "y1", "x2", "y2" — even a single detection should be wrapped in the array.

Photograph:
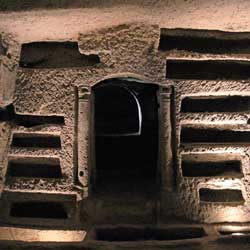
[
  {"x1": 76, "y1": 77, "x2": 175, "y2": 200},
  {"x1": 94, "y1": 82, "x2": 142, "y2": 137}
]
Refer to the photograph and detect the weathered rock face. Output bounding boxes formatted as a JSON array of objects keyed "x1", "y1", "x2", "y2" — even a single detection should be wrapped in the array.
[{"x1": 1, "y1": 0, "x2": 250, "y2": 238}]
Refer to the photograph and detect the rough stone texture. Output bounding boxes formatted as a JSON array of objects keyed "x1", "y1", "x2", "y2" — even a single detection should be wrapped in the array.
[
  {"x1": 0, "y1": 122, "x2": 11, "y2": 195},
  {"x1": 0, "y1": 33, "x2": 19, "y2": 107},
  {"x1": 0, "y1": 226, "x2": 86, "y2": 242},
  {"x1": 0, "y1": 21, "x2": 168, "y2": 229},
  {"x1": 173, "y1": 79, "x2": 250, "y2": 222},
  {"x1": 7, "y1": 69, "x2": 77, "y2": 194},
  {"x1": 3, "y1": 1, "x2": 250, "y2": 42},
  {"x1": 2, "y1": 0, "x2": 250, "y2": 231},
  {"x1": 78, "y1": 23, "x2": 164, "y2": 82}
]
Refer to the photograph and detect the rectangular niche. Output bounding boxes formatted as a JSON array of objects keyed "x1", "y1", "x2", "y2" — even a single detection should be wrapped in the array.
[
  {"x1": 182, "y1": 161, "x2": 241, "y2": 177},
  {"x1": 166, "y1": 60, "x2": 250, "y2": 80},
  {"x1": 0, "y1": 192, "x2": 77, "y2": 226},
  {"x1": 0, "y1": 105, "x2": 65, "y2": 127},
  {"x1": 181, "y1": 154, "x2": 242, "y2": 178},
  {"x1": 199, "y1": 188, "x2": 244, "y2": 204},
  {"x1": 95, "y1": 226, "x2": 206, "y2": 241},
  {"x1": 181, "y1": 96, "x2": 250, "y2": 113},
  {"x1": 19, "y1": 42, "x2": 100, "y2": 68},
  {"x1": 7, "y1": 157, "x2": 62, "y2": 178},
  {"x1": 159, "y1": 28, "x2": 250, "y2": 54},
  {"x1": 13, "y1": 114, "x2": 65, "y2": 127},
  {"x1": 10, "y1": 201, "x2": 68, "y2": 219},
  {"x1": 11, "y1": 133, "x2": 61, "y2": 148},
  {"x1": 181, "y1": 127, "x2": 250, "y2": 145}
]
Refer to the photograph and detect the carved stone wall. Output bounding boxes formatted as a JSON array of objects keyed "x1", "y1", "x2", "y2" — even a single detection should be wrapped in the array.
[{"x1": 1, "y1": 1, "x2": 250, "y2": 235}]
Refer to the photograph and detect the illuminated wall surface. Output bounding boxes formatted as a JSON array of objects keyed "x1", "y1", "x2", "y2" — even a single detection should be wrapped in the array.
[{"x1": 2, "y1": 0, "x2": 250, "y2": 248}]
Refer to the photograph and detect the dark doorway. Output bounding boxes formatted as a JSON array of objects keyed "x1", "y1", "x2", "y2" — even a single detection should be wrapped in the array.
[{"x1": 93, "y1": 78, "x2": 159, "y2": 196}]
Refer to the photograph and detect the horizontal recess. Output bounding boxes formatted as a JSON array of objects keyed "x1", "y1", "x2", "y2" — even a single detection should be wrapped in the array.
[
  {"x1": 7, "y1": 157, "x2": 62, "y2": 178},
  {"x1": 218, "y1": 228, "x2": 250, "y2": 236},
  {"x1": 95, "y1": 226, "x2": 206, "y2": 241},
  {"x1": 182, "y1": 160, "x2": 242, "y2": 177},
  {"x1": 199, "y1": 188, "x2": 244, "y2": 203},
  {"x1": 166, "y1": 60, "x2": 250, "y2": 80},
  {"x1": 159, "y1": 28, "x2": 250, "y2": 54},
  {"x1": 0, "y1": 104, "x2": 64, "y2": 127},
  {"x1": 181, "y1": 128, "x2": 250, "y2": 144},
  {"x1": 19, "y1": 42, "x2": 100, "y2": 68},
  {"x1": 14, "y1": 114, "x2": 65, "y2": 127},
  {"x1": 181, "y1": 96, "x2": 250, "y2": 113},
  {"x1": 11, "y1": 133, "x2": 61, "y2": 148},
  {"x1": 2, "y1": 191, "x2": 76, "y2": 202},
  {"x1": 0, "y1": 227, "x2": 86, "y2": 242},
  {"x1": 10, "y1": 202, "x2": 68, "y2": 219}
]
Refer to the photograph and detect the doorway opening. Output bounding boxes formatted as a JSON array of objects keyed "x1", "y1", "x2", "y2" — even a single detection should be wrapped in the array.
[{"x1": 92, "y1": 78, "x2": 159, "y2": 197}]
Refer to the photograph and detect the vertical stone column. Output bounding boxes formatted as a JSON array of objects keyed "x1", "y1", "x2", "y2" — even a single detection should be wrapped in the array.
[
  {"x1": 0, "y1": 64, "x2": 17, "y2": 107},
  {"x1": 0, "y1": 35, "x2": 19, "y2": 108},
  {"x1": 0, "y1": 122, "x2": 11, "y2": 197},
  {"x1": 158, "y1": 86, "x2": 174, "y2": 192},
  {"x1": 77, "y1": 86, "x2": 91, "y2": 190}
]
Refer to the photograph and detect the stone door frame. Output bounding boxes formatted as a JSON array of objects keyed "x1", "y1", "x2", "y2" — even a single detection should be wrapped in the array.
[{"x1": 76, "y1": 81, "x2": 174, "y2": 199}]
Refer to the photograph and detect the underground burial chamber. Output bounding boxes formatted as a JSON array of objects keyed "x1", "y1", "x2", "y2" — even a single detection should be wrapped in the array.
[{"x1": 1, "y1": 10, "x2": 250, "y2": 246}]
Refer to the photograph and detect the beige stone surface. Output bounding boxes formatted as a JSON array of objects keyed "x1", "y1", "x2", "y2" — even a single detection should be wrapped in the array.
[
  {"x1": 0, "y1": 0, "x2": 250, "y2": 42},
  {"x1": 1, "y1": 0, "x2": 250, "y2": 227},
  {"x1": 0, "y1": 226, "x2": 86, "y2": 242}
]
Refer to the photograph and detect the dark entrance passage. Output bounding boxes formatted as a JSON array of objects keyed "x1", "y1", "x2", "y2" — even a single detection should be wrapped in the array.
[{"x1": 93, "y1": 78, "x2": 159, "y2": 196}]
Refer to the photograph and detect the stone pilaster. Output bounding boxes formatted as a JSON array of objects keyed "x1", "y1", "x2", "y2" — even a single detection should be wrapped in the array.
[
  {"x1": 158, "y1": 86, "x2": 174, "y2": 192},
  {"x1": 158, "y1": 85, "x2": 176, "y2": 220},
  {"x1": 77, "y1": 86, "x2": 91, "y2": 189}
]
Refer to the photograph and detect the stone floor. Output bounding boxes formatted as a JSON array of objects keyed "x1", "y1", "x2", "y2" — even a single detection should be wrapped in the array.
[
  {"x1": 1, "y1": 236, "x2": 250, "y2": 250},
  {"x1": 1, "y1": 223, "x2": 250, "y2": 250}
]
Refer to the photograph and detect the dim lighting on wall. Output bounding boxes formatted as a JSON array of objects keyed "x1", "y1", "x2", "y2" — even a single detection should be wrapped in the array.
[
  {"x1": 216, "y1": 207, "x2": 246, "y2": 222},
  {"x1": 0, "y1": 227, "x2": 86, "y2": 242},
  {"x1": 218, "y1": 225, "x2": 250, "y2": 236},
  {"x1": 231, "y1": 232, "x2": 245, "y2": 236},
  {"x1": 205, "y1": 179, "x2": 243, "y2": 189}
]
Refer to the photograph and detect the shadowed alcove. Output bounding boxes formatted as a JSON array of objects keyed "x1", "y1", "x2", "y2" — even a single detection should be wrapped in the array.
[{"x1": 92, "y1": 78, "x2": 159, "y2": 196}]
